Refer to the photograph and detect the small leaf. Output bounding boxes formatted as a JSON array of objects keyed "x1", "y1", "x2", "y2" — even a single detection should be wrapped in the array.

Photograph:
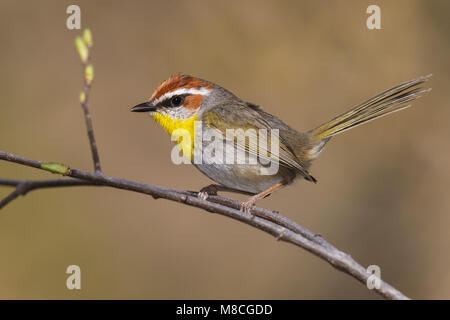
[
  {"x1": 83, "y1": 29, "x2": 93, "y2": 47},
  {"x1": 75, "y1": 36, "x2": 88, "y2": 63},
  {"x1": 79, "y1": 91, "x2": 86, "y2": 103},
  {"x1": 41, "y1": 163, "x2": 70, "y2": 175},
  {"x1": 85, "y1": 64, "x2": 94, "y2": 85}
]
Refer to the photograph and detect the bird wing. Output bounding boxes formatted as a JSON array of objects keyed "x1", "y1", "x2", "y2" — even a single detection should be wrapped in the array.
[{"x1": 201, "y1": 101, "x2": 316, "y2": 182}]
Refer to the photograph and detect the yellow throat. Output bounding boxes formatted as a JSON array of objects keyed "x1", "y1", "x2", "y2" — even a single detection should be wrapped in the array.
[{"x1": 152, "y1": 113, "x2": 198, "y2": 161}]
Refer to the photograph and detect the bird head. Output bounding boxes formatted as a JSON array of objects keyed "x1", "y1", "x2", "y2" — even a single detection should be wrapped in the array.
[
  {"x1": 131, "y1": 74, "x2": 232, "y2": 122},
  {"x1": 131, "y1": 74, "x2": 236, "y2": 159}
]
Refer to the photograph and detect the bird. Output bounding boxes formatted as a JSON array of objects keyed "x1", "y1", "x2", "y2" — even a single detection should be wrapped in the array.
[{"x1": 131, "y1": 74, "x2": 431, "y2": 213}]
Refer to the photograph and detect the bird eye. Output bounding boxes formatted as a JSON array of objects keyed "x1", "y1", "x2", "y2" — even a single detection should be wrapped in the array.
[{"x1": 171, "y1": 96, "x2": 183, "y2": 107}]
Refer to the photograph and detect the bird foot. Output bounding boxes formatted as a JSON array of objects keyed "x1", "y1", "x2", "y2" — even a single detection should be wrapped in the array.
[
  {"x1": 198, "y1": 184, "x2": 219, "y2": 200},
  {"x1": 198, "y1": 191, "x2": 209, "y2": 200},
  {"x1": 240, "y1": 196, "x2": 258, "y2": 214}
]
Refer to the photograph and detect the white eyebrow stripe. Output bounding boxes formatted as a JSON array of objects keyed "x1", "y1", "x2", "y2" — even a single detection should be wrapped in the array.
[{"x1": 153, "y1": 88, "x2": 211, "y2": 105}]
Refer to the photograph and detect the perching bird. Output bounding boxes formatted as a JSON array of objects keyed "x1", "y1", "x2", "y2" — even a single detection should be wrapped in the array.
[{"x1": 131, "y1": 74, "x2": 431, "y2": 212}]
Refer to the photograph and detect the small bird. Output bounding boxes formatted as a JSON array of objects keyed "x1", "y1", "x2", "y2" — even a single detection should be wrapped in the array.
[{"x1": 131, "y1": 74, "x2": 431, "y2": 212}]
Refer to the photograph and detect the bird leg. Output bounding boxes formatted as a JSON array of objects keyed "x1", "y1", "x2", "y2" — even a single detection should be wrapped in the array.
[
  {"x1": 240, "y1": 182, "x2": 286, "y2": 214},
  {"x1": 198, "y1": 184, "x2": 253, "y2": 200}
]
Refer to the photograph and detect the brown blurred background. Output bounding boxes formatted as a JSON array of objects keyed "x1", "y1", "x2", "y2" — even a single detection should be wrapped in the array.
[{"x1": 0, "y1": 0, "x2": 449, "y2": 299}]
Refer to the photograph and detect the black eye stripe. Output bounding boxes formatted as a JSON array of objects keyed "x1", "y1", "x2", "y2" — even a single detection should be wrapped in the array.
[{"x1": 157, "y1": 94, "x2": 190, "y2": 108}]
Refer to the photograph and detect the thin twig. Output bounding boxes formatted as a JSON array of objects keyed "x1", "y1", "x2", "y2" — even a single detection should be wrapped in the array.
[
  {"x1": 0, "y1": 188, "x2": 24, "y2": 209},
  {"x1": 0, "y1": 178, "x2": 98, "y2": 209},
  {"x1": 0, "y1": 150, "x2": 409, "y2": 300},
  {"x1": 80, "y1": 41, "x2": 102, "y2": 173}
]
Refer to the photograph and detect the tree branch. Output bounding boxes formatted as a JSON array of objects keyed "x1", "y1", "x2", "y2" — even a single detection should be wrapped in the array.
[
  {"x1": 0, "y1": 178, "x2": 97, "y2": 210},
  {"x1": 0, "y1": 150, "x2": 408, "y2": 300}
]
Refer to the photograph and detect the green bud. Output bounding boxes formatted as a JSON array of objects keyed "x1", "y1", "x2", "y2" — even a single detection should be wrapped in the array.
[
  {"x1": 79, "y1": 91, "x2": 86, "y2": 103},
  {"x1": 75, "y1": 36, "x2": 89, "y2": 63},
  {"x1": 85, "y1": 64, "x2": 94, "y2": 85},
  {"x1": 83, "y1": 29, "x2": 93, "y2": 47},
  {"x1": 41, "y1": 163, "x2": 70, "y2": 175}
]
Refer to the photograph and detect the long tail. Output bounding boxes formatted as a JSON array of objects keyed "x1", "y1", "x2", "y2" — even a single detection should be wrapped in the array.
[{"x1": 306, "y1": 75, "x2": 432, "y2": 159}]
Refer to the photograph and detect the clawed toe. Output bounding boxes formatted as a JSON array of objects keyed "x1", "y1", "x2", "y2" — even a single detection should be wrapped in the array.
[
  {"x1": 198, "y1": 184, "x2": 219, "y2": 200},
  {"x1": 198, "y1": 191, "x2": 209, "y2": 200},
  {"x1": 240, "y1": 199, "x2": 256, "y2": 214}
]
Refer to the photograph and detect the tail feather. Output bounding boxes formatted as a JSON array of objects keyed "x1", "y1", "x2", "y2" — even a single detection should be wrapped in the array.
[{"x1": 309, "y1": 75, "x2": 432, "y2": 142}]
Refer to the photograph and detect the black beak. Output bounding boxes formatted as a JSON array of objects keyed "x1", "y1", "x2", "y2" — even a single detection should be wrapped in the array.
[{"x1": 130, "y1": 102, "x2": 156, "y2": 113}]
